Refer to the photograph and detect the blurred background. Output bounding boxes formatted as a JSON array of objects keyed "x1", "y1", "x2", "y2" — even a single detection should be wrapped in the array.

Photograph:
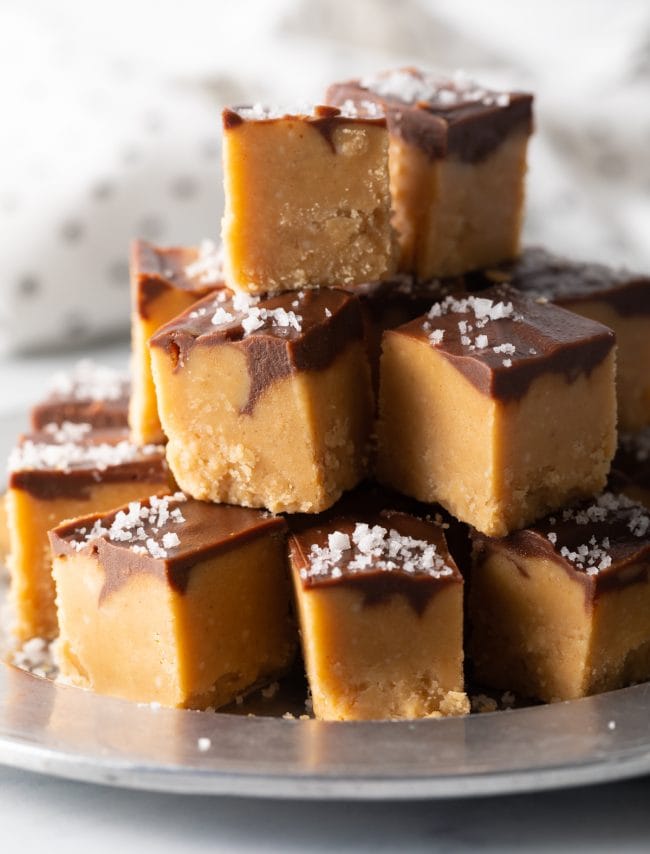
[{"x1": 1, "y1": 0, "x2": 649, "y2": 357}]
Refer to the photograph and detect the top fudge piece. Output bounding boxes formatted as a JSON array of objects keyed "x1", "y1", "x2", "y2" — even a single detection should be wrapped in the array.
[
  {"x1": 149, "y1": 288, "x2": 374, "y2": 513},
  {"x1": 221, "y1": 104, "x2": 396, "y2": 294},
  {"x1": 478, "y1": 247, "x2": 650, "y2": 430},
  {"x1": 129, "y1": 239, "x2": 226, "y2": 445},
  {"x1": 50, "y1": 494, "x2": 295, "y2": 708},
  {"x1": 327, "y1": 68, "x2": 533, "y2": 279},
  {"x1": 377, "y1": 285, "x2": 617, "y2": 536},
  {"x1": 289, "y1": 507, "x2": 467, "y2": 720},
  {"x1": 470, "y1": 492, "x2": 650, "y2": 701},
  {"x1": 31, "y1": 360, "x2": 130, "y2": 430}
]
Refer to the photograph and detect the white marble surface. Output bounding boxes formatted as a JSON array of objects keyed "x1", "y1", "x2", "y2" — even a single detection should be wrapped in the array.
[{"x1": 2, "y1": 347, "x2": 650, "y2": 852}]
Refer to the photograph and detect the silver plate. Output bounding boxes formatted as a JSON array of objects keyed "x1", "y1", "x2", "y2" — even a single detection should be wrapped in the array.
[{"x1": 1, "y1": 408, "x2": 650, "y2": 799}]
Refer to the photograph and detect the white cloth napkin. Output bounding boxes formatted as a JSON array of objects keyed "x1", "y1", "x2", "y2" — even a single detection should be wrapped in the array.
[{"x1": 1, "y1": 0, "x2": 648, "y2": 353}]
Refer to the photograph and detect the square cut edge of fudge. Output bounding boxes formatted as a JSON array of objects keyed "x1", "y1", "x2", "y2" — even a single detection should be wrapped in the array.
[
  {"x1": 149, "y1": 287, "x2": 374, "y2": 514},
  {"x1": 6, "y1": 423, "x2": 170, "y2": 642},
  {"x1": 326, "y1": 67, "x2": 534, "y2": 279},
  {"x1": 128, "y1": 238, "x2": 227, "y2": 446},
  {"x1": 221, "y1": 104, "x2": 397, "y2": 294},
  {"x1": 482, "y1": 246, "x2": 650, "y2": 431},
  {"x1": 49, "y1": 493, "x2": 296, "y2": 709},
  {"x1": 377, "y1": 284, "x2": 617, "y2": 537},
  {"x1": 289, "y1": 508, "x2": 468, "y2": 720},
  {"x1": 469, "y1": 492, "x2": 650, "y2": 702}
]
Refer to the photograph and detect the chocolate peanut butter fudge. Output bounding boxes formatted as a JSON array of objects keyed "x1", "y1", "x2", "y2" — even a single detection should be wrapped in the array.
[
  {"x1": 609, "y1": 429, "x2": 650, "y2": 508},
  {"x1": 129, "y1": 239, "x2": 226, "y2": 445},
  {"x1": 482, "y1": 247, "x2": 650, "y2": 430},
  {"x1": 31, "y1": 360, "x2": 130, "y2": 430},
  {"x1": 150, "y1": 288, "x2": 374, "y2": 513},
  {"x1": 327, "y1": 68, "x2": 533, "y2": 278},
  {"x1": 221, "y1": 105, "x2": 396, "y2": 294},
  {"x1": 377, "y1": 285, "x2": 617, "y2": 536},
  {"x1": 289, "y1": 509, "x2": 468, "y2": 720},
  {"x1": 470, "y1": 493, "x2": 650, "y2": 702},
  {"x1": 6, "y1": 423, "x2": 170, "y2": 640},
  {"x1": 50, "y1": 494, "x2": 295, "y2": 709}
]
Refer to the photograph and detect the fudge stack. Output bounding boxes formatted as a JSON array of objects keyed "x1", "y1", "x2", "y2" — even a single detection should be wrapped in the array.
[{"x1": 6, "y1": 68, "x2": 650, "y2": 720}]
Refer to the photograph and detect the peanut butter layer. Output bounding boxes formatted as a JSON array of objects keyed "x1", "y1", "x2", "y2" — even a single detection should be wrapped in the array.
[
  {"x1": 129, "y1": 239, "x2": 226, "y2": 445},
  {"x1": 50, "y1": 493, "x2": 295, "y2": 709},
  {"x1": 289, "y1": 508, "x2": 468, "y2": 720},
  {"x1": 221, "y1": 105, "x2": 396, "y2": 293},
  {"x1": 150, "y1": 287, "x2": 365, "y2": 415},
  {"x1": 327, "y1": 68, "x2": 533, "y2": 163},
  {"x1": 31, "y1": 361, "x2": 130, "y2": 431},
  {"x1": 50, "y1": 494, "x2": 286, "y2": 597},
  {"x1": 470, "y1": 493, "x2": 650, "y2": 701},
  {"x1": 403, "y1": 284, "x2": 615, "y2": 401},
  {"x1": 477, "y1": 248, "x2": 650, "y2": 430}
]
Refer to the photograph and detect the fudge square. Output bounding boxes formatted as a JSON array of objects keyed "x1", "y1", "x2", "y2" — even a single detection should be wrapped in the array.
[
  {"x1": 129, "y1": 239, "x2": 226, "y2": 445},
  {"x1": 327, "y1": 68, "x2": 533, "y2": 279},
  {"x1": 6, "y1": 423, "x2": 169, "y2": 641},
  {"x1": 50, "y1": 494, "x2": 295, "y2": 709},
  {"x1": 149, "y1": 288, "x2": 374, "y2": 513},
  {"x1": 289, "y1": 509, "x2": 468, "y2": 720},
  {"x1": 483, "y1": 247, "x2": 650, "y2": 431},
  {"x1": 377, "y1": 285, "x2": 617, "y2": 537},
  {"x1": 470, "y1": 493, "x2": 650, "y2": 702},
  {"x1": 221, "y1": 105, "x2": 396, "y2": 294},
  {"x1": 31, "y1": 360, "x2": 130, "y2": 431}
]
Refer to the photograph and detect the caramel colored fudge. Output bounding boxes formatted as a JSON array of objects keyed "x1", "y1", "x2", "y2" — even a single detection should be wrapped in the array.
[
  {"x1": 327, "y1": 68, "x2": 533, "y2": 279},
  {"x1": 31, "y1": 360, "x2": 130, "y2": 430},
  {"x1": 6, "y1": 423, "x2": 169, "y2": 641},
  {"x1": 50, "y1": 494, "x2": 295, "y2": 709},
  {"x1": 483, "y1": 247, "x2": 650, "y2": 430},
  {"x1": 609, "y1": 429, "x2": 650, "y2": 508},
  {"x1": 377, "y1": 285, "x2": 617, "y2": 536},
  {"x1": 470, "y1": 493, "x2": 650, "y2": 702},
  {"x1": 150, "y1": 288, "x2": 374, "y2": 513},
  {"x1": 289, "y1": 509, "x2": 468, "y2": 720},
  {"x1": 129, "y1": 239, "x2": 226, "y2": 445},
  {"x1": 221, "y1": 105, "x2": 396, "y2": 294}
]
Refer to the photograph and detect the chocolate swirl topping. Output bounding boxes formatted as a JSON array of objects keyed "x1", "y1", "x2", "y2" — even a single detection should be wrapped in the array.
[
  {"x1": 132, "y1": 239, "x2": 225, "y2": 320},
  {"x1": 290, "y1": 509, "x2": 461, "y2": 616},
  {"x1": 222, "y1": 105, "x2": 387, "y2": 154},
  {"x1": 150, "y1": 288, "x2": 365, "y2": 414},
  {"x1": 49, "y1": 496, "x2": 287, "y2": 599},
  {"x1": 481, "y1": 247, "x2": 650, "y2": 317},
  {"x1": 326, "y1": 68, "x2": 533, "y2": 162},
  {"x1": 8, "y1": 427, "x2": 169, "y2": 501},
  {"x1": 473, "y1": 493, "x2": 650, "y2": 598},
  {"x1": 399, "y1": 284, "x2": 615, "y2": 402}
]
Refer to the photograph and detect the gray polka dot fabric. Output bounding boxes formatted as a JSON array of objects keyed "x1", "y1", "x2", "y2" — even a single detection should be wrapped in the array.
[{"x1": 1, "y1": 1, "x2": 649, "y2": 353}]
